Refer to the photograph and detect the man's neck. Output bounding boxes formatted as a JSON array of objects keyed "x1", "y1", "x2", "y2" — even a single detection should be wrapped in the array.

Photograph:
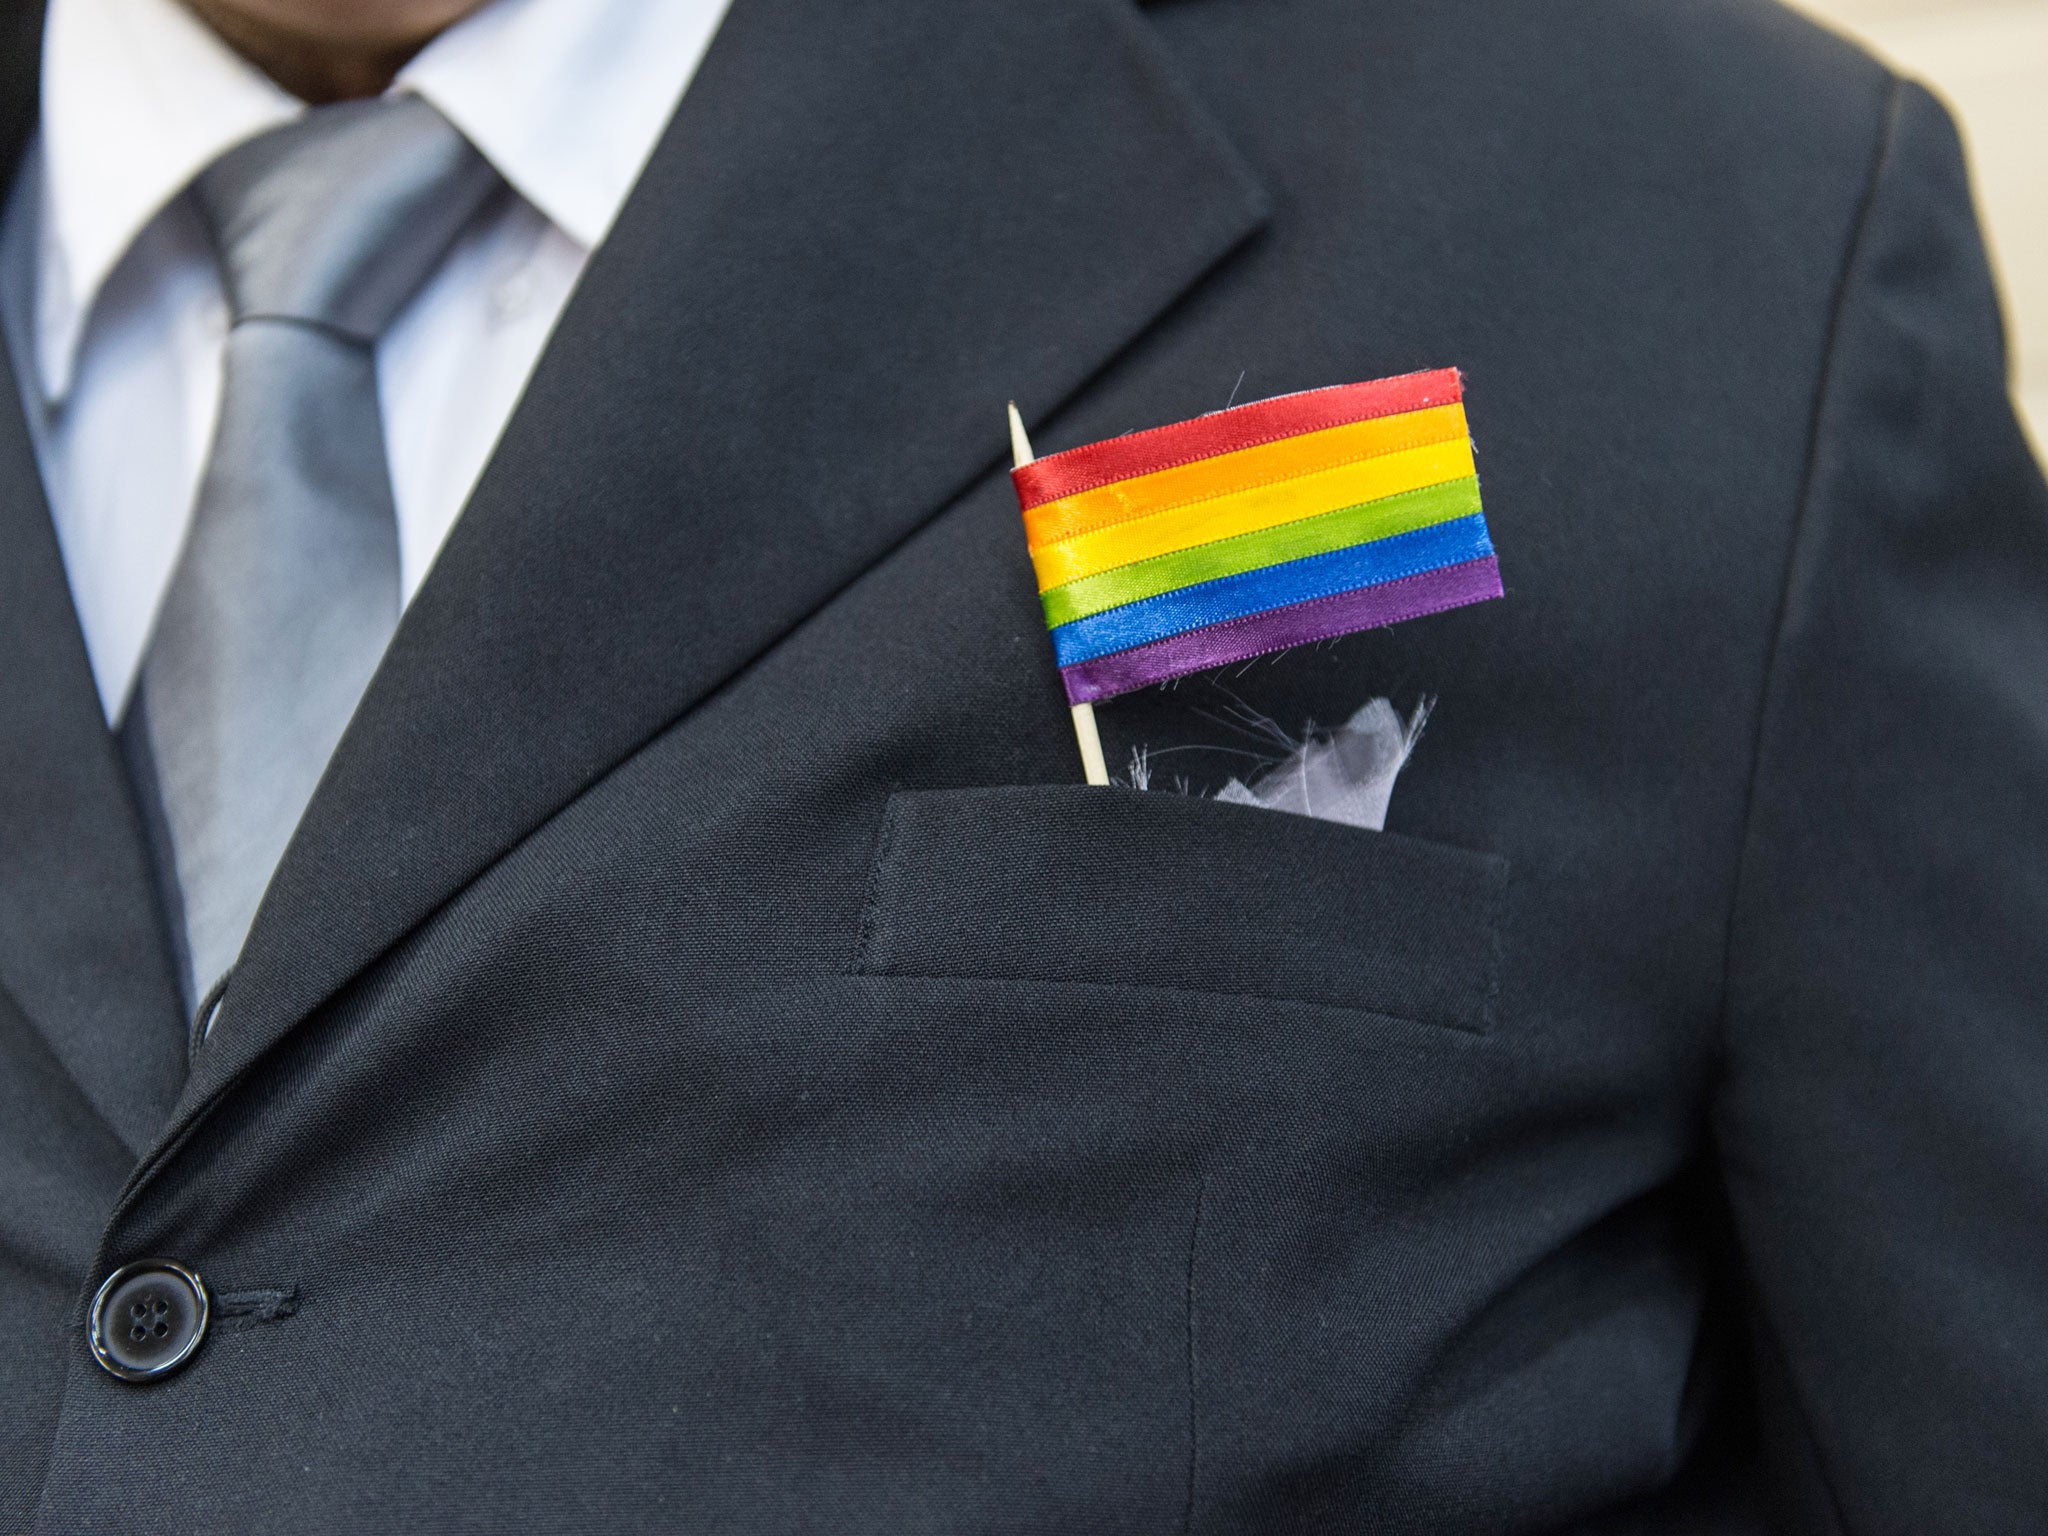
[{"x1": 178, "y1": 1, "x2": 448, "y2": 103}]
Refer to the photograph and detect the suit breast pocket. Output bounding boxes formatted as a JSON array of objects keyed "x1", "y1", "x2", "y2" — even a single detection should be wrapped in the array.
[{"x1": 854, "y1": 785, "x2": 1507, "y2": 1034}]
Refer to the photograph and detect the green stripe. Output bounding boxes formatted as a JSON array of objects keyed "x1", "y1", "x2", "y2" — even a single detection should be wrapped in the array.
[{"x1": 1039, "y1": 475, "x2": 1483, "y2": 627}]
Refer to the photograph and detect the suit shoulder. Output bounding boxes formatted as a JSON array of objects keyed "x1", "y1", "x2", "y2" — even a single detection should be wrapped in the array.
[{"x1": 1147, "y1": 0, "x2": 1897, "y2": 206}]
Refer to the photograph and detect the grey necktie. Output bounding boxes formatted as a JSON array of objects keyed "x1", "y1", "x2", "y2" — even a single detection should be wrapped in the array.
[{"x1": 126, "y1": 95, "x2": 501, "y2": 1008}]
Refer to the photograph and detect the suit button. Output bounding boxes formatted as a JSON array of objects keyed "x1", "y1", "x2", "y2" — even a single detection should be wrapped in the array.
[{"x1": 89, "y1": 1261, "x2": 210, "y2": 1382}]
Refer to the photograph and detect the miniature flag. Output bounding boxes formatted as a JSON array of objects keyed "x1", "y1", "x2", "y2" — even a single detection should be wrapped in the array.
[{"x1": 1010, "y1": 369, "x2": 1502, "y2": 704}]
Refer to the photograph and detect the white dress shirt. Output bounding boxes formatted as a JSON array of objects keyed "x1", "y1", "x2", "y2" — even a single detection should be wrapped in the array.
[{"x1": 0, "y1": 0, "x2": 734, "y2": 720}]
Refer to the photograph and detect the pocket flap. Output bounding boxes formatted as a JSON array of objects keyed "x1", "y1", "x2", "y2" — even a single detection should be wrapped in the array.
[{"x1": 857, "y1": 786, "x2": 1506, "y2": 1032}]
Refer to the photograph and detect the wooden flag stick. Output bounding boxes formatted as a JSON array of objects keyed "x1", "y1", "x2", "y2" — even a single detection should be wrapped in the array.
[{"x1": 1009, "y1": 402, "x2": 1110, "y2": 786}]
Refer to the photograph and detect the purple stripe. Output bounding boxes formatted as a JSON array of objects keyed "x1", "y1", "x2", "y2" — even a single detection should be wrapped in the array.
[{"x1": 1059, "y1": 555, "x2": 1503, "y2": 704}]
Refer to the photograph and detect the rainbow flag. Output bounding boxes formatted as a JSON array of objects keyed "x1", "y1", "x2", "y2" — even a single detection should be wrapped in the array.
[{"x1": 1010, "y1": 370, "x2": 1502, "y2": 704}]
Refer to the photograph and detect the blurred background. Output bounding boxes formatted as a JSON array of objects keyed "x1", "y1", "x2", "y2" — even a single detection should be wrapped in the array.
[{"x1": 1793, "y1": 0, "x2": 2047, "y2": 452}]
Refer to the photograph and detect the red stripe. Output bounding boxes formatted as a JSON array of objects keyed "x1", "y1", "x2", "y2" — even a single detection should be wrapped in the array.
[{"x1": 1012, "y1": 369, "x2": 1464, "y2": 511}]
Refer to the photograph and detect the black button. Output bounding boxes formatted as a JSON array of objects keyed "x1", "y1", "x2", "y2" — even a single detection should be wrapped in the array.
[{"x1": 89, "y1": 1261, "x2": 209, "y2": 1382}]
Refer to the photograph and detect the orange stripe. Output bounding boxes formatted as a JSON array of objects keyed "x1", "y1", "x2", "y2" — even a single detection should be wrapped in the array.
[
  {"x1": 1024, "y1": 402, "x2": 1468, "y2": 551},
  {"x1": 1029, "y1": 438, "x2": 1476, "y2": 591}
]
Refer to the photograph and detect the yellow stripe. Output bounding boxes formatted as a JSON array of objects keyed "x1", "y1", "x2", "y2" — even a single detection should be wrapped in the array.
[
  {"x1": 1029, "y1": 437, "x2": 1476, "y2": 591},
  {"x1": 1024, "y1": 402, "x2": 1468, "y2": 550}
]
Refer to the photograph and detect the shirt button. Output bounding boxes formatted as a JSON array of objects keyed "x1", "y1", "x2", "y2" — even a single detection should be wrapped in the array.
[{"x1": 89, "y1": 1261, "x2": 210, "y2": 1382}]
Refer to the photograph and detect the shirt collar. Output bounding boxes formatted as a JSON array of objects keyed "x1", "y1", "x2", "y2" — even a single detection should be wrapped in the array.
[
  {"x1": 36, "y1": 0, "x2": 296, "y2": 400},
  {"x1": 33, "y1": 0, "x2": 730, "y2": 403}
]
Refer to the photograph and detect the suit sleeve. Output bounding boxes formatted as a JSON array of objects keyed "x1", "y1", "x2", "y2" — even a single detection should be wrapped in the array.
[{"x1": 1715, "y1": 78, "x2": 2048, "y2": 1533}]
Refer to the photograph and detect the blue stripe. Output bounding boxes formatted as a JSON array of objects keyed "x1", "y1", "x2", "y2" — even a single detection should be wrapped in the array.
[{"x1": 1049, "y1": 514, "x2": 1495, "y2": 666}]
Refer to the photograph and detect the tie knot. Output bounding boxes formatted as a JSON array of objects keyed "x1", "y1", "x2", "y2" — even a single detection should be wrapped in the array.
[{"x1": 194, "y1": 94, "x2": 502, "y2": 341}]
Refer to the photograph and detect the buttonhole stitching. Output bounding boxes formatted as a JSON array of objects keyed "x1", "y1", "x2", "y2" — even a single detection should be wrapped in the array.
[
  {"x1": 211, "y1": 1285, "x2": 299, "y2": 1332},
  {"x1": 851, "y1": 793, "x2": 904, "y2": 976}
]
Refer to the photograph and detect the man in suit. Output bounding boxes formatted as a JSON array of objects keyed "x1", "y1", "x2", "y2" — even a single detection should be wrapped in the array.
[{"x1": 2, "y1": 0, "x2": 2044, "y2": 1528}]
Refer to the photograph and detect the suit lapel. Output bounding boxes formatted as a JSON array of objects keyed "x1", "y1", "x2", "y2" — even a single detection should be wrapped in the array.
[
  {"x1": 181, "y1": 0, "x2": 1268, "y2": 1113},
  {"x1": 0, "y1": 3, "x2": 189, "y2": 1151}
]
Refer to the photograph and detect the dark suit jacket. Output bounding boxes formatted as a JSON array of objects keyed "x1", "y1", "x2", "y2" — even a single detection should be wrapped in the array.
[{"x1": 3, "y1": 0, "x2": 2045, "y2": 1529}]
